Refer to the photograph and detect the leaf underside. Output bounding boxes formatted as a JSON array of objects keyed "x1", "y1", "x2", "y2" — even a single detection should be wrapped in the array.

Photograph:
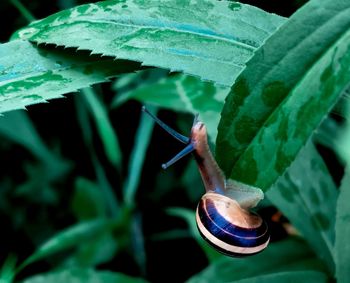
[
  {"x1": 13, "y1": 0, "x2": 285, "y2": 87},
  {"x1": 0, "y1": 40, "x2": 139, "y2": 113},
  {"x1": 112, "y1": 69, "x2": 229, "y2": 140}
]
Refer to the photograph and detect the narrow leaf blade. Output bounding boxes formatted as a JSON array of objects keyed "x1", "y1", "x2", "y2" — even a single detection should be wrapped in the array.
[
  {"x1": 267, "y1": 141, "x2": 337, "y2": 272},
  {"x1": 83, "y1": 88, "x2": 122, "y2": 169},
  {"x1": 20, "y1": 219, "x2": 116, "y2": 269}
]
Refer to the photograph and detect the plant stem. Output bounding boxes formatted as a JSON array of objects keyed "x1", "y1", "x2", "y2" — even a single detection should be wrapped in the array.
[{"x1": 123, "y1": 105, "x2": 157, "y2": 206}]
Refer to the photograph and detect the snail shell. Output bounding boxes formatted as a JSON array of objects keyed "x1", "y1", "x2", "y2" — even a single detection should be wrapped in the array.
[
  {"x1": 142, "y1": 106, "x2": 270, "y2": 257},
  {"x1": 196, "y1": 192, "x2": 269, "y2": 257}
]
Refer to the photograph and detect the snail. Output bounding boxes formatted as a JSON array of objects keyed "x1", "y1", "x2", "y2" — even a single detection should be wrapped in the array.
[{"x1": 142, "y1": 106, "x2": 270, "y2": 257}]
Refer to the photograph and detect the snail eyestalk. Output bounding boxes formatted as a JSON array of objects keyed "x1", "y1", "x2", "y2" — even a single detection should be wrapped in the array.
[
  {"x1": 142, "y1": 106, "x2": 190, "y2": 144},
  {"x1": 162, "y1": 143, "x2": 195, "y2": 169}
]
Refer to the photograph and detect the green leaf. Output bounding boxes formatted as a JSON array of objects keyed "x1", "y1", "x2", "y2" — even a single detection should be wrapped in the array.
[
  {"x1": 314, "y1": 115, "x2": 343, "y2": 152},
  {"x1": 267, "y1": 141, "x2": 337, "y2": 272},
  {"x1": 0, "y1": 255, "x2": 16, "y2": 283},
  {"x1": 0, "y1": 40, "x2": 137, "y2": 114},
  {"x1": 22, "y1": 268, "x2": 148, "y2": 283},
  {"x1": 0, "y1": 110, "x2": 66, "y2": 168},
  {"x1": 335, "y1": 168, "x2": 350, "y2": 283},
  {"x1": 19, "y1": 219, "x2": 117, "y2": 270},
  {"x1": 123, "y1": 105, "x2": 157, "y2": 206},
  {"x1": 0, "y1": 110, "x2": 71, "y2": 200},
  {"x1": 217, "y1": 0, "x2": 350, "y2": 190},
  {"x1": 113, "y1": 70, "x2": 229, "y2": 141},
  {"x1": 82, "y1": 87, "x2": 122, "y2": 169},
  {"x1": 228, "y1": 271, "x2": 328, "y2": 283},
  {"x1": 13, "y1": 0, "x2": 285, "y2": 86},
  {"x1": 75, "y1": 95, "x2": 120, "y2": 217},
  {"x1": 113, "y1": 68, "x2": 169, "y2": 98},
  {"x1": 72, "y1": 177, "x2": 107, "y2": 221},
  {"x1": 186, "y1": 237, "x2": 327, "y2": 283},
  {"x1": 335, "y1": 93, "x2": 350, "y2": 164},
  {"x1": 69, "y1": 233, "x2": 118, "y2": 267}
]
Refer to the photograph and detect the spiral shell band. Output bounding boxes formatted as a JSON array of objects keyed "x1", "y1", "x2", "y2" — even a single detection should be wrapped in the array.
[{"x1": 196, "y1": 194, "x2": 270, "y2": 256}]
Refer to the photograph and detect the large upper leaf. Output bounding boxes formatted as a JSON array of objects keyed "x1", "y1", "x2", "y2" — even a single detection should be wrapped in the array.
[
  {"x1": 13, "y1": 0, "x2": 285, "y2": 86},
  {"x1": 267, "y1": 140, "x2": 338, "y2": 272},
  {"x1": 216, "y1": 0, "x2": 350, "y2": 190},
  {"x1": 0, "y1": 40, "x2": 137, "y2": 113}
]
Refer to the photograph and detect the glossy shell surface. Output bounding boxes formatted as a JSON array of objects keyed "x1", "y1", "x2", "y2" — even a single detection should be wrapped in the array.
[{"x1": 196, "y1": 192, "x2": 270, "y2": 257}]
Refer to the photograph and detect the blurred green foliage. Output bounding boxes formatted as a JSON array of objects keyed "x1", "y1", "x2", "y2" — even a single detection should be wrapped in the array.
[{"x1": 0, "y1": 0, "x2": 349, "y2": 283}]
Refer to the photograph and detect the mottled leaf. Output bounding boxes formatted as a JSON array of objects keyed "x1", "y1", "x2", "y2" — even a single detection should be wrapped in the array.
[
  {"x1": 186, "y1": 237, "x2": 327, "y2": 283},
  {"x1": 23, "y1": 268, "x2": 148, "y2": 283},
  {"x1": 113, "y1": 69, "x2": 228, "y2": 140},
  {"x1": 0, "y1": 40, "x2": 137, "y2": 114},
  {"x1": 13, "y1": 0, "x2": 285, "y2": 86},
  {"x1": 217, "y1": 0, "x2": 350, "y2": 189},
  {"x1": 335, "y1": 168, "x2": 350, "y2": 283},
  {"x1": 267, "y1": 140, "x2": 337, "y2": 272}
]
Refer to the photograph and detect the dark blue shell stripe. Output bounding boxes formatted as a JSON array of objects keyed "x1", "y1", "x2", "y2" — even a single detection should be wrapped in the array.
[
  {"x1": 198, "y1": 199, "x2": 269, "y2": 248},
  {"x1": 204, "y1": 198, "x2": 268, "y2": 238},
  {"x1": 196, "y1": 225, "x2": 263, "y2": 257}
]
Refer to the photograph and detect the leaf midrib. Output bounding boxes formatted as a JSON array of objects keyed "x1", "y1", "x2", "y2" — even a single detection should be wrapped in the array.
[
  {"x1": 33, "y1": 35, "x2": 246, "y2": 70},
  {"x1": 32, "y1": 16, "x2": 262, "y2": 51}
]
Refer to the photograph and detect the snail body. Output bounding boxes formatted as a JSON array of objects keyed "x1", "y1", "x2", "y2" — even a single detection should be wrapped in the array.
[{"x1": 142, "y1": 107, "x2": 269, "y2": 257}]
